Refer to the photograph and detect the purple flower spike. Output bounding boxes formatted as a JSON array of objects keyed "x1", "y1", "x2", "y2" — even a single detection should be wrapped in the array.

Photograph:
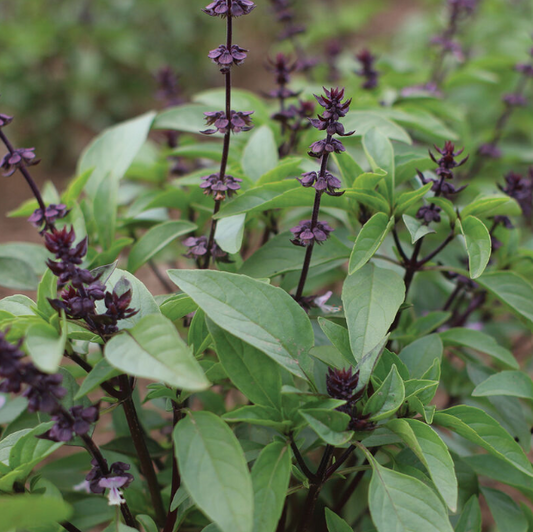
[
  {"x1": 356, "y1": 49, "x2": 380, "y2": 89},
  {"x1": 200, "y1": 173, "x2": 242, "y2": 201},
  {"x1": 28, "y1": 203, "x2": 69, "y2": 228},
  {"x1": 201, "y1": 110, "x2": 254, "y2": 135}
]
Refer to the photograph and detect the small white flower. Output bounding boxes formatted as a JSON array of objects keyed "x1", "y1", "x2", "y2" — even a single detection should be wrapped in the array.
[
  {"x1": 99, "y1": 476, "x2": 129, "y2": 506},
  {"x1": 314, "y1": 291, "x2": 341, "y2": 313},
  {"x1": 73, "y1": 480, "x2": 91, "y2": 494}
]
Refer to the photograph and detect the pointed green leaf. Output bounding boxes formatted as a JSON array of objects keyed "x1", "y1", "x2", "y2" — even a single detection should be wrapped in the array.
[
  {"x1": 433, "y1": 405, "x2": 533, "y2": 478},
  {"x1": 167, "y1": 270, "x2": 314, "y2": 380},
  {"x1": 459, "y1": 216, "x2": 491, "y2": 279},
  {"x1": 251, "y1": 442, "x2": 291, "y2": 532},
  {"x1": 25, "y1": 317, "x2": 67, "y2": 374},
  {"x1": 402, "y1": 214, "x2": 436, "y2": 243},
  {"x1": 368, "y1": 457, "x2": 453, "y2": 532},
  {"x1": 472, "y1": 370, "x2": 533, "y2": 399},
  {"x1": 215, "y1": 214, "x2": 246, "y2": 254},
  {"x1": 342, "y1": 264, "x2": 405, "y2": 361},
  {"x1": 174, "y1": 411, "x2": 254, "y2": 532},
  {"x1": 482, "y1": 487, "x2": 527, "y2": 532},
  {"x1": 127, "y1": 220, "x2": 197, "y2": 273},
  {"x1": 242, "y1": 125, "x2": 279, "y2": 181},
  {"x1": 363, "y1": 128, "x2": 395, "y2": 202},
  {"x1": 454, "y1": 495, "x2": 481, "y2": 532},
  {"x1": 364, "y1": 366, "x2": 405, "y2": 421},
  {"x1": 349, "y1": 213, "x2": 394, "y2": 274},
  {"x1": 300, "y1": 409, "x2": 353, "y2": 446},
  {"x1": 325, "y1": 508, "x2": 353, "y2": 532},
  {"x1": 399, "y1": 334, "x2": 443, "y2": 379},
  {"x1": 208, "y1": 322, "x2": 282, "y2": 410},
  {"x1": 105, "y1": 314, "x2": 209, "y2": 391},
  {"x1": 387, "y1": 418, "x2": 458, "y2": 511}
]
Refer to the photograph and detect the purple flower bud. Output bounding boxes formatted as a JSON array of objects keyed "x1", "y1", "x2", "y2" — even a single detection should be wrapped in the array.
[
  {"x1": 308, "y1": 137, "x2": 346, "y2": 158},
  {"x1": 155, "y1": 66, "x2": 183, "y2": 108},
  {"x1": 28, "y1": 204, "x2": 69, "y2": 228},
  {"x1": 201, "y1": 110, "x2": 254, "y2": 135},
  {"x1": 416, "y1": 204, "x2": 442, "y2": 224},
  {"x1": 290, "y1": 220, "x2": 333, "y2": 246},
  {"x1": 355, "y1": 49, "x2": 380, "y2": 89},
  {"x1": 502, "y1": 93, "x2": 527, "y2": 107},
  {"x1": 200, "y1": 173, "x2": 242, "y2": 201},
  {"x1": 298, "y1": 171, "x2": 343, "y2": 196},
  {"x1": 516, "y1": 63, "x2": 533, "y2": 77},
  {"x1": 208, "y1": 44, "x2": 248, "y2": 70},
  {"x1": 498, "y1": 170, "x2": 533, "y2": 219},
  {"x1": 203, "y1": 0, "x2": 256, "y2": 18},
  {"x1": 0, "y1": 114, "x2": 13, "y2": 128},
  {"x1": 183, "y1": 236, "x2": 230, "y2": 263},
  {"x1": 477, "y1": 142, "x2": 502, "y2": 159},
  {"x1": 0, "y1": 148, "x2": 39, "y2": 177}
]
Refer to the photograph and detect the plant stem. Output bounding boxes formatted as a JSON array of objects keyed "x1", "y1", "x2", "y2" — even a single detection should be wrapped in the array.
[
  {"x1": 296, "y1": 445, "x2": 333, "y2": 532},
  {"x1": 325, "y1": 445, "x2": 355, "y2": 479},
  {"x1": 162, "y1": 398, "x2": 184, "y2": 532},
  {"x1": 203, "y1": 5, "x2": 233, "y2": 269},
  {"x1": 290, "y1": 436, "x2": 318, "y2": 481},
  {"x1": 0, "y1": 129, "x2": 47, "y2": 213},
  {"x1": 119, "y1": 375, "x2": 166, "y2": 526},
  {"x1": 416, "y1": 229, "x2": 455, "y2": 268},
  {"x1": 148, "y1": 259, "x2": 174, "y2": 293},
  {"x1": 61, "y1": 522, "x2": 83, "y2": 532},
  {"x1": 294, "y1": 141, "x2": 332, "y2": 300}
]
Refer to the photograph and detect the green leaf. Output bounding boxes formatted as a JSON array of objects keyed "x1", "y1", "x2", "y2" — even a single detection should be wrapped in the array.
[
  {"x1": 79, "y1": 111, "x2": 156, "y2": 197},
  {"x1": 93, "y1": 174, "x2": 119, "y2": 251},
  {"x1": 299, "y1": 409, "x2": 353, "y2": 446},
  {"x1": 105, "y1": 314, "x2": 209, "y2": 391},
  {"x1": 472, "y1": 370, "x2": 533, "y2": 399},
  {"x1": 317, "y1": 318, "x2": 353, "y2": 364},
  {"x1": 75, "y1": 358, "x2": 121, "y2": 400},
  {"x1": 61, "y1": 169, "x2": 94, "y2": 206},
  {"x1": 257, "y1": 157, "x2": 303, "y2": 185},
  {"x1": 222, "y1": 405, "x2": 288, "y2": 431},
  {"x1": 342, "y1": 264, "x2": 405, "y2": 361},
  {"x1": 25, "y1": 317, "x2": 67, "y2": 374},
  {"x1": 160, "y1": 294, "x2": 198, "y2": 322},
  {"x1": 251, "y1": 442, "x2": 291, "y2": 532},
  {"x1": 0, "y1": 257, "x2": 39, "y2": 290},
  {"x1": 215, "y1": 214, "x2": 246, "y2": 254},
  {"x1": 137, "y1": 514, "x2": 159, "y2": 532},
  {"x1": 154, "y1": 103, "x2": 215, "y2": 134},
  {"x1": 387, "y1": 418, "x2": 458, "y2": 511},
  {"x1": 399, "y1": 334, "x2": 443, "y2": 379},
  {"x1": 477, "y1": 271, "x2": 533, "y2": 328},
  {"x1": 242, "y1": 125, "x2": 279, "y2": 181},
  {"x1": 325, "y1": 508, "x2": 353, "y2": 532},
  {"x1": 454, "y1": 496, "x2": 481, "y2": 532},
  {"x1": 439, "y1": 328, "x2": 518, "y2": 370},
  {"x1": 344, "y1": 189, "x2": 390, "y2": 214},
  {"x1": 349, "y1": 213, "x2": 394, "y2": 274},
  {"x1": 368, "y1": 456, "x2": 453, "y2": 532},
  {"x1": 343, "y1": 111, "x2": 412, "y2": 144},
  {"x1": 355, "y1": 337, "x2": 389, "y2": 393},
  {"x1": 430, "y1": 197, "x2": 457, "y2": 224},
  {"x1": 395, "y1": 183, "x2": 433, "y2": 215},
  {"x1": 364, "y1": 365, "x2": 405, "y2": 421},
  {"x1": 402, "y1": 214, "x2": 436, "y2": 243},
  {"x1": 0, "y1": 495, "x2": 72, "y2": 532},
  {"x1": 240, "y1": 232, "x2": 350, "y2": 279},
  {"x1": 127, "y1": 220, "x2": 197, "y2": 273},
  {"x1": 461, "y1": 194, "x2": 521, "y2": 219},
  {"x1": 459, "y1": 216, "x2": 491, "y2": 279},
  {"x1": 167, "y1": 270, "x2": 314, "y2": 380},
  {"x1": 208, "y1": 322, "x2": 282, "y2": 410},
  {"x1": 363, "y1": 128, "x2": 395, "y2": 203},
  {"x1": 174, "y1": 411, "x2": 254, "y2": 532},
  {"x1": 481, "y1": 487, "x2": 527, "y2": 532},
  {"x1": 332, "y1": 152, "x2": 364, "y2": 187},
  {"x1": 433, "y1": 405, "x2": 533, "y2": 477}
]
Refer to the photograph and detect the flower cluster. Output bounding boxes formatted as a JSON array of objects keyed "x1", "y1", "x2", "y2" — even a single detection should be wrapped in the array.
[
  {"x1": 290, "y1": 220, "x2": 333, "y2": 247},
  {"x1": 325, "y1": 39, "x2": 342, "y2": 83},
  {"x1": 498, "y1": 169, "x2": 533, "y2": 220},
  {"x1": 28, "y1": 203, "x2": 69, "y2": 230},
  {"x1": 416, "y1": 141, "x2": 468, "y2": 224},
  {"x1": 290, "y1": 87, "x2": 353, "y2": 249},
  {"x1": 0, "y1": 147, "x2": 39, "y2": 177},
  {"x1": 0, "y1": 331, "x2": 100, "y2": 443},
  {"x1": 183, "y1": 236, "x2": 230, "y2": 263},
  {"x1": 355, "y1": 49, "x2": 379, "y2": 90},
  {"x1": 326, "y1": 367, "x2": 373, "y2": 431},
  {"x1": 266, "y1": 53, "x2": 299, "y2": 101},
  {"x1": 201, "y1": 110, "x2": 254, "y2": 135},
  {"x1": 86, "y1": 459, "x2": 134, "y2": 506},
  {"x1": 203, "y1": 0, "x2": 255, "y2": 17},
  {"x1": 45, "y1": 226, "x2": 137, "y2": 336},
  {"x1": 0, "y1": 114, "x2": 13, "y2": 128},
  {"x1": 200, "y1": 173, "x2": 242, "y2": 201},
  {"x1": 269, "y1": 0, "x2": 306, "y2": 41},
  {"x1": 208, "y1": 44, "x2": 248, "y2": 71}
]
